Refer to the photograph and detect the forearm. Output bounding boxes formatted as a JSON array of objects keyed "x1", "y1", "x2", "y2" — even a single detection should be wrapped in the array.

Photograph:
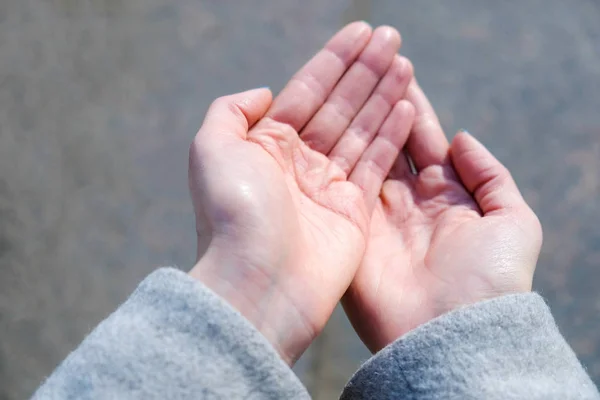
[
  {"x1": 33, "y1": 268, "x2": 309, "y2": 399},
  {"x1": 342, "y1": 293, "x2": 599, "y2": 400}
]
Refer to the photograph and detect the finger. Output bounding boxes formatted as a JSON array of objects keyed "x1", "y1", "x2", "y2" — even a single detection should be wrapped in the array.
[
  {"x1": 266, "y1": 22, "x2": 372, "y2": 131},
  {"x1": 451, "y1": 130, "x2": 528, "y2": 216},
  {"x1": 328, "y1": 55, "x2": 413, "y2": 174},
  {"x1": 300, "y1": 26, "x2": 402, "y2": 153},
  {"x1": 349, "y1": 100, "x2": 415, "y2": 212},
  {"x1": 405, "y1": 79, "x2": 450, "y2": 170},
  {"x1": 195, "y1": 88, "x2": 273, "y2": 143}
]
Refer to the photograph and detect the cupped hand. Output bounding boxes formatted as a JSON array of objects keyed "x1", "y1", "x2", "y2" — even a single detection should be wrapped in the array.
[
  {"x1": 188, "y1": 23, "x2": 415, "y2": 364},
  {"x1": 342, "y1": 80, "x2": 543, "y2": 353}
]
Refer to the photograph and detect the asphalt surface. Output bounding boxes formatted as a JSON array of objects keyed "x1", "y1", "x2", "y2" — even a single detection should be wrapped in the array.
[{"x1": 1, "y1": 1, "x2": 600, "y2": 398}]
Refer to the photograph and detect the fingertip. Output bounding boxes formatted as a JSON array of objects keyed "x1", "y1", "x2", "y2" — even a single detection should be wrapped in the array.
[
  {"x1": 330, "y1": 21, "x2": 373, "y2": 55},
  {"x1": 201, "y1": 89, "x2": 273, "y2": 139},
  {"x1": 406, "y1": 78, "x2": 437, "y2": 120},
  {"x1": 395, "y1": 99, "x2": 416, "y2": 119},
  {"x1": 451, "y1": 130, "x2": 488, "y2": 171},
  {"x1": 228, "y1": 87, "x2": 272, "y2": 103},
  {"x1": 234, "y1": 87, "x2": 273, "y2": 115},
  {"x1": 450, "y1": 130, "x2": 527, "y2": 215},
  {"x1": 247, "y1": 86, "x2": 272, "y2": 98},
  {"x1": 375, "y1": 25, "x2": 401, "y2": 47},
  {"x1": 345, "y1": 20, "x2": 373, "y2": 35},
  {"x1": 398, "y1": 56, "x2": 414, "y2": 79},
  {"x1": 388, "y1": 55, "x2": 414, "y2": 86},
  {"x1": 257, "y1": 86, "x2": 273, "y2": 102},
  {"x1": 451, "y1": 129, "x2": 487, "y2": 157},
  {"x1": 451, "y1": 129, "x2": 469, "y2": 146}
]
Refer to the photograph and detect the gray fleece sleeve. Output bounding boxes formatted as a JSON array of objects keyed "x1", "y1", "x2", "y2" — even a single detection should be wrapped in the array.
[
  {"x1": 341, "y1": 293, "x2": 599, "y2": 400},
  {"x1": 32, "y1": 268, "x2": 309, "y2": 400}
]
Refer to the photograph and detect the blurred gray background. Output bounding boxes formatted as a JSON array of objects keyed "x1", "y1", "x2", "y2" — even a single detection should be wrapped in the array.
[{"x1": 1, "y1": 0, "x2": 600, "y2": 398}]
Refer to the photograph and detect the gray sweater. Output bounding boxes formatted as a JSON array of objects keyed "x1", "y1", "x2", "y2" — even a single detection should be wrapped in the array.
[{"x1": 33, "y1": 268, "x2": 599, "y2": 399}]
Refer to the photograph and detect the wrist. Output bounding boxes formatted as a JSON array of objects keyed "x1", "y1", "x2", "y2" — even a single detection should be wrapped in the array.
[{"x1": 189, "y1": 247, "x2": 315, "y2": 365}]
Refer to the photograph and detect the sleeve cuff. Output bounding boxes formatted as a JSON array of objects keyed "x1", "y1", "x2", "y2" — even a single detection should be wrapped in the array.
[
  {"x1": 34, "y1": 268, "x2": 309, "y2": 399},
  {"x1": 342, "y1": 293, "x2": 598, "y2": 399}
]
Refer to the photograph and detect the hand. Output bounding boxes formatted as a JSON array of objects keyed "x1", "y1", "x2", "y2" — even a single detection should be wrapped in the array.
[
  {"x1": 188, "y1": 23, "x2": 415, "y2": 364},
  {"x1": 342, "y1": 80, "x2": 543, "y2": 353}
]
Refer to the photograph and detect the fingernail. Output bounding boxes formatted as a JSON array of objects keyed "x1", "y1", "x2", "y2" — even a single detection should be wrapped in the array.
[{"x1": 459, "y1": 128, "x2": 471, "y2": 135}]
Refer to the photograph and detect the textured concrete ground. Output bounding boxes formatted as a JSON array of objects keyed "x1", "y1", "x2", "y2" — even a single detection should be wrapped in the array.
[{"x1": 1, "y1": 0, "x2": 600, "y2": 398}]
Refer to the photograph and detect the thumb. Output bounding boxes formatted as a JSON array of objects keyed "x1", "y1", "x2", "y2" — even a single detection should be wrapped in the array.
[
  {"x1": 196, "y1": 88, "x2": 272, "y2": 142},
  {"x1": 188, "y1": 88, "x2": 272, "y2": 238},
  {"x1": 451, "y1": 130, "x2": 527, "y2": 216}
]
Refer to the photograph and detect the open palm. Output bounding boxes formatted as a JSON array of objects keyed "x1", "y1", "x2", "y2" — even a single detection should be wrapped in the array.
[
  {"x1": 188, "y1": 23, "x2": 415, "y2": 363},
  {"x1": 342, "y1": 82, "x2": 543, "y2": 352}
]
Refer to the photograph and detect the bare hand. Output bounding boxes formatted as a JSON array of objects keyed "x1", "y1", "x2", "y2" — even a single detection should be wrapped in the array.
[
  {"x1": 342, "y1": 81, "x2": 543, "y2": 352},
  {"x1": 188, "y1": 23, "x2": 415, "y2": 364}
]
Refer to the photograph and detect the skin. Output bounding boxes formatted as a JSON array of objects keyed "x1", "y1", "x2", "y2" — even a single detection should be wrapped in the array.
[
  {"x1": 342, "y1": 80, "x2": 543, "y2": 352},
  {"x1": 188, "y1": 22, "x2": 543, "y2": 363},
  {"x1": 188, "y1": 22, "x2": 415, "y2": 364}
]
